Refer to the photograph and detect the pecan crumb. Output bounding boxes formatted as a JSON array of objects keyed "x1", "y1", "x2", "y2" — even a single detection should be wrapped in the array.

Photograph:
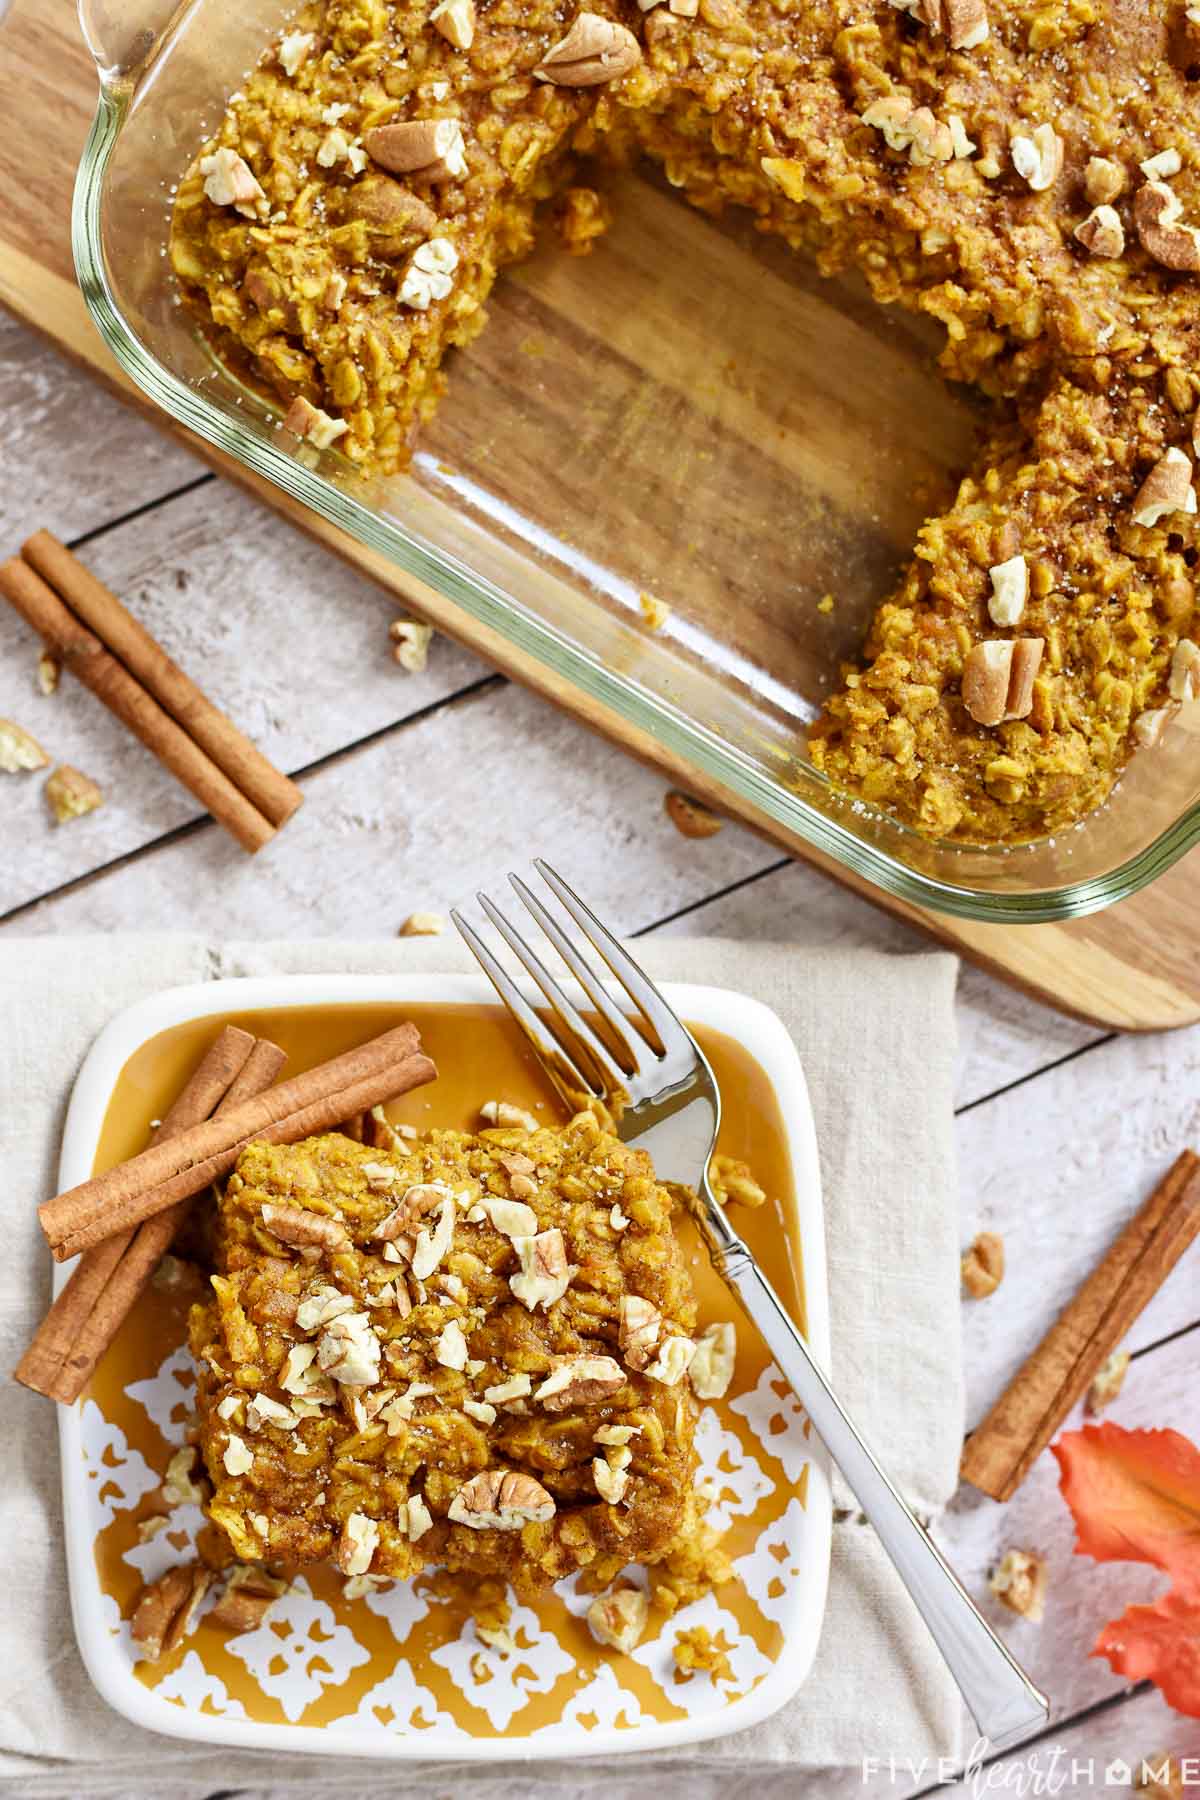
[
  {"x1": 988, "y1": 1548, "x2": 1046, "y2": 1622},
  {"x1": 961, "y1": 1230, "x2": 1004, "y2": 1298},
  {"x1": 131, "y1": 1562, "x2": 213, "y2": 1662},
  {"x1": 45, "y1": 764, "x2": 103, "y2": 823},
  {"x1": 399, "y1": 911, "x2": 446, "y2": 936},
  {"x1": 1134, "y1": 1755, "x2": 1187, "y2": 1799},
  {"x1": 665, "y1": 791, "x2": 724, "y2": 838},
  {"x1": 0, "y1": 718, "x2": 49, "y2": 773},
  {"x1": 709, "y1": 1153, "x2": 767, "y2": 1209},
  {"x1": 389, "y1": 617, "x2": 434, "y2": 671},
  {"x1": 587, "y1": 1584, "x2": 648, "y2": 1652},
  {"x1": 1086, "y1": 1349, "x2": 1130, "y2": 1414}
]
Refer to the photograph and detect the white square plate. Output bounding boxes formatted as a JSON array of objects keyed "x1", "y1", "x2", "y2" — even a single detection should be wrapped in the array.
[{"x1": 57, "y1": 972, "x2": 831, "y2": 1759}]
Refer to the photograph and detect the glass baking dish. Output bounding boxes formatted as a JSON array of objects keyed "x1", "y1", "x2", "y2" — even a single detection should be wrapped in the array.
[{"x1": 70, "y1": 0, "x2": 1200, "y2": 923}]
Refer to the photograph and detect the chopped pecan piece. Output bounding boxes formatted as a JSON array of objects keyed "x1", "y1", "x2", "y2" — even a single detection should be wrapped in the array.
[
  {"x1": 0, "y1": 719, "x2": 49, "y2": 773},
  {"x1": 398, "y1": 911, "x2": 446, "y2": 935},
  {"x1": 987, "y1": 554, "x2": 1028, "y2": 626},
  {"x1": 374, "y1": 1181, "x2": 453, "y2": 1239},
  {"x1": 363, "y1": 119, "x2": 467, "y2": 182},
  {"x1": 389, "y1": 617, "x2": 435, "y2": 668},
  {"x1": 535, "y1": 1354, "x2": 626, "y2": 1411},
  {"x1": 336, "y1": 1510, "x2": 380, "y2": 1575},
  {"x1": 942, "y1": 0, "x2": 988, "y2": 46},
  {"x1": 479, "y1": 1100, "x2": 540, "y2": 1131},
  {"x1": 509, "y1": 1227, "x2": 575, "y2": 1310},
  {"x1": 1074, "y1": 205, "x2": 1125, "y2": 259},
  {"x1": 1132, "y1": 448, "x2": 1196, "y2": 527},
  {"x1": 619, "y1": 1294, "x2": 662, "y2": 1369},
  {"x1": 593, "y1": 1447, "x2": 631, "y2": 1503},
  {"x1": 665, "y1": 791, "x2": 724, "y2": 838},
  {"x1": 961, "y1": 638, "x2": 1043, "y2": 727},
  {"x1": 1083, "y1": 155, "x2": 1125, "y2": 205},
  {"x1": 430, "y1": 0, "x2": 475, "y2": 46},
  {"x1": 199, "y1": 147, "x2": 265, "y2": 217},
  {"x1": 411, "y1": 1192, "x2": 457, "y2": 1280},
  {"x1": 131, "y1": 1562, "x2": 213, "y2": 1662},
  {"x1": 317, "y1": 1310, "x2": 382, "y2": 1385},
  {"x1": 709, "y1": 1153, "x2": 767, "y2": 1209},
  {"x1": 1135, "y1": 180, "x2": 1200, "y2": 272},
  {"x1": 988, "y1": 1548, "x2": 1046, "y2": 1621},
  {"x1": 162, "y1": 1444, "x2": 208, "y2": 1506},
  {"x1": 534, "y1": 12, "x2": 642, "y2": 84},
  {"x1": 210, "y1": 1565, "x2": 288, "y2": 1632},
  {"x1": 961, "y1": 1230, "x2": 1004, "y2": 1298},
  {"x1": 278, "y1": 29, "x2": 316, "y2": 74},
  {"x1": 261, "y1": 1202, "x2": 350, "y2": 1254},
  {"x1": 45, "y1": 764, "x2": 102, "y2": 823},
  {"x1": 689, "y1": 1321, "x2": 736, "y2": 1399},
  {"x1": 1011, "y1": 124, "x2": 1063, "y2": 192},
  {"x1": 1086, "y1": 1349, "x2": 1130, "y2": 1414},
  {"x1": 284, "y1": 395, "x2": 348, "y2": 450},
  {"x1": 1134, "y1": 1755, "x2": 1187, "y2": 1799},
  {"x1": 447, "y1": 1467, "x2": 556, "y2": 1528},
  {"x1": 587, "y1": 1585, "x2": 648, "y2": 1652},
  {"x1": 1169, "y1": 638, "x2": 1200, "y2": 701},
  {"x1": 643, "y1": 1335, "x2": 696, "y2": 1385},
  {"x1": 1141, "y1": 148, "x2": 1183, "y2": 181}
]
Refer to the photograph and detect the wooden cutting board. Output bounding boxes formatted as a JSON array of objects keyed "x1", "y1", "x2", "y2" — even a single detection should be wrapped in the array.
[{"x1": 4, "y1": 0, "x2": 1200, "y2": 1033}]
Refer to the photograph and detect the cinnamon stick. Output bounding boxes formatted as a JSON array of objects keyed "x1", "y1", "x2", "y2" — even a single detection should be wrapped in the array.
[
  {"x1": 960, "y1": 1150, "x2": 1200, "y2": 1501},
  {"x1": 14, "y1": 1024, "x2": 257, "y2": 1400},
  {"x1": 22, "y1": 532, "x2": 303, "y2": 831},
  {"x1": 39, "y1": 1022, "x2": 436, "y2": 1261},
  {"x1": 0, "y1": 557, "x2": 276, "y2": 854},
  {"x1": 46, "y1": 1036, "x2": 290, "y2": 1405}
]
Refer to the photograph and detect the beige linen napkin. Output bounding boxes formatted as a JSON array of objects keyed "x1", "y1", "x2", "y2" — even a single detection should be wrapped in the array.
[{"x1": 0, "y1": 935, "x2": 964, "y2": 1797}]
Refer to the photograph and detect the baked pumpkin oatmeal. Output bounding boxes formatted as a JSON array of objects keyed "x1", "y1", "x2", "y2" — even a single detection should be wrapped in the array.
[
  {"x1": 170, "y1": 0, "x2": 1200, "y2": 844},
  {"x1": 188, "y1": 1114, "x2": 723, "y2": 1598}
]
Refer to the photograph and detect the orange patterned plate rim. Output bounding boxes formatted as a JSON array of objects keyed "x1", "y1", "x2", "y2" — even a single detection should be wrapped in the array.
[{"x1": 57, "y1": 973, "x2": 833, "y2": 1760}]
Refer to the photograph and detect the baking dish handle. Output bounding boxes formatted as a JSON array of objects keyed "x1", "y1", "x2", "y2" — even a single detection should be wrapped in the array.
[{"x1": 77, "y1": 0, "x2": 188, "y2": 90}]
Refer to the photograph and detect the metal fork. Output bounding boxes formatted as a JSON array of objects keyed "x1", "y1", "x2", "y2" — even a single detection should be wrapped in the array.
[{"x1": 454, "y1": 861, "x2": 1049, "y2": 1752}]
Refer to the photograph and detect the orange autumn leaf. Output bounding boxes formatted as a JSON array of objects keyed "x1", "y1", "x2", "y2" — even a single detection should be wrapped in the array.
[
  {"x1": 1053, "y1": 1423, "x2": 1200, "y2": 1718},
  {"x1": 1094, "y1": 1591, "x2": 1200, "y2": 1718}
]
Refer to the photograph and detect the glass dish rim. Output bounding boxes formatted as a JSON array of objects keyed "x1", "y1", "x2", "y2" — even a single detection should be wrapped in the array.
[{"x1": 71, "y1": 84, "x2": 1200, "y2": 925}]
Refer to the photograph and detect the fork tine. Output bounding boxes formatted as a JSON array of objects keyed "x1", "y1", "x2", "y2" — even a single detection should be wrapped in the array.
[
  {"x1": 508, "y1": 873, "x2": 655, "y2": 1078},
  {"x1": 451, "y1": 908, "x2": 600, "y2": 1110},
  {"x1": 476, "y1": 891, "x2": 630, "y2": 1094},
  {"x1": 533, "y1": 860, "x2": 687, "y2": 1049}
]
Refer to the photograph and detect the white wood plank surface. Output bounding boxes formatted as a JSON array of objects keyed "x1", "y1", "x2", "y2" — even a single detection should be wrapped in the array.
[
  {"x1": 0, "y1": 312, "x2": 200, "y2": 541},
  {"x1": 0, "y1": 475, "x2": 489, "y2": 913},
  {"x1": 3, "y1": 325, "x2": 1200, "y2": 1800}
]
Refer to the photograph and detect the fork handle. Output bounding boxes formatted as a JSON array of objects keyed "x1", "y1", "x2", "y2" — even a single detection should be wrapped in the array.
[{"x1": 715, "y1": 1240, "x2": 1049, "y2": 1751}]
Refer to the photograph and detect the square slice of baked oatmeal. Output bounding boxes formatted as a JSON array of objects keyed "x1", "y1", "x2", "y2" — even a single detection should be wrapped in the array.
[{"x1": 189, "y1": 1112, "x2": 702, "y2": 1595}]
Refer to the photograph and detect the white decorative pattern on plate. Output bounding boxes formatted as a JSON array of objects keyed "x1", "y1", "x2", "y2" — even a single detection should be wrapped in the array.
[
  {"x1": 694, "y1": 1406, "x2": 774, "y2": 1533},
  {"x1": 126, "y1": 1345, "x2": 196, "y2": 1447},
  {"x1": 363, "y1": 1574, "x2": 432, "y2": 1646},
  {"x1": 632, "y1": 1592, "x2": 775, "y2": 1720},
  {"x1": 158, "y1": 1651, "x2": 248, "y2": 1720},
  {"x1": 732, "y1": 1497, "x2": 807, "y2": 1628},
  {"x1": 334, "y1": 1658, "x2": 467, "y2": 1739},
  {"x1": 121, "y1": 1501, "x2": 207, "y2": 1584},
  {"x1": 729, "y1": 1361, "x2": 815, "y2": 1483},
  {"x1": 226, "y1": 1576, "x2": 371, "y2": 1721},
  {"x1": 430, "y1": 1588, "x2": 575, "y2": 1730},
  {"x1": 80, "y1": 1401, "x2": 159, "y2": 1528},
  {"x1": 532, "y1": 1662, "x2": 647, "y2": 1739}
]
